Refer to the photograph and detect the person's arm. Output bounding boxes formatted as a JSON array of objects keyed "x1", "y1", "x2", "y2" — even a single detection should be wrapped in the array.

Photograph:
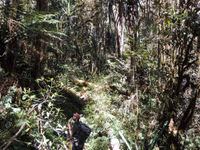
[{"x1": 68, "y1": 123, "x2": 72, "y2": 139}]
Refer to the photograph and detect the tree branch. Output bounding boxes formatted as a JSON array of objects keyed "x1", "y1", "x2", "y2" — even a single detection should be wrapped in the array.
[{"x1": 1, "y1": 106, "x2": 36, "y2": 150}]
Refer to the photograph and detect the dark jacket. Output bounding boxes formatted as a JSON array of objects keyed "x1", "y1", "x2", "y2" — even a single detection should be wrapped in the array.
[
  {"x1": 72, "y1": 120, "x2": 85, "y2": 150},
  {"x1": 72, "y1": 120, "x2": 81, "y2": 139}
]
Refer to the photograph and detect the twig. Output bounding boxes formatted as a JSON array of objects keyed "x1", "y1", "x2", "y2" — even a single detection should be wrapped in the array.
[
  {"x1": 2, "y1": 124, "x2": 26, "y2": 150},
  {"x1": 1, "y1": 106, "x2": 36, "y2": 150},
  {"x1": 119, "y1": 131, "x2": 132, "y2": 150},
  {"x1": 38, "y1": 109, "x2": 47, "y2": 150}
]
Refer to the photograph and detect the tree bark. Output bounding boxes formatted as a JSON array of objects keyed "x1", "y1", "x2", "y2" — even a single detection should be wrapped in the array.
[
  {"x1": 32, "y1": 0, "x2": 48, "y2": 80},
  {"x1": 113, "y1": 1, "x2": 125, "y2": 58}
]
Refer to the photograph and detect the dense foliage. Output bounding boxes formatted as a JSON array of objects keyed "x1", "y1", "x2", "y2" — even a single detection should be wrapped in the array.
[{"x1": 0, "y1": 0, "x2": 200, "y2": 150}]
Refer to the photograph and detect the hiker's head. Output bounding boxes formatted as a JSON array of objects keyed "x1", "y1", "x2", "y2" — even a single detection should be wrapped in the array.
[{"x1": 73, "y1": 113, "x2": 80, "y2": 121}]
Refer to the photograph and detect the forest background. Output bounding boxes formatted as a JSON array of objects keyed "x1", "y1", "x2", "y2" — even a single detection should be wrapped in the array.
[{"x1": 0, "y1": 0, "x2": 200, "y2": 150}]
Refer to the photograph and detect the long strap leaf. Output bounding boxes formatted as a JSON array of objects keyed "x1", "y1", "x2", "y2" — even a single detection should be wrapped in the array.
[{"x1": 148, "y1": 120, "x2": 169, "y2": 150}]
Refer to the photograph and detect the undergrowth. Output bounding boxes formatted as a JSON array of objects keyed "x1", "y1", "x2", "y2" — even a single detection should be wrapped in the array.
[{"x1": 1, "y1": 58, "x2": 200, "y2": 150}]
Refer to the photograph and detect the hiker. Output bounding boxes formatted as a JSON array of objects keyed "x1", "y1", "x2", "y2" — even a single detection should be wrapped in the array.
[{"x1": 68, "y1": 113, "x2": 91, "y2": 150}]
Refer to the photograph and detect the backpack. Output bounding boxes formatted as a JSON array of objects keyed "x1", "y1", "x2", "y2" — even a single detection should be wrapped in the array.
[{"x1": 79, "y1": 121, "x2": 91, "y2": 140}]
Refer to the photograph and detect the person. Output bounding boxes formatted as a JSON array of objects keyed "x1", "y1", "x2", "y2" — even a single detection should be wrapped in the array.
[{"x1": 68, "y1": 113, "x2": 86, "y2": 150}]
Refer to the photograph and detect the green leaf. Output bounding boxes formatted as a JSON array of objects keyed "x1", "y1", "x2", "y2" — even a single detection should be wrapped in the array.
[
  {"x1": 54, "y1": 93, "x2": 59, "y2": 97},
  {"x1": 30, "y1": 95, "x2": 36, "y2": 100},
  {"x1": 12, "y1": 108, "x2": 21, "y2": 113},
  {"x1": 48, "y1": 102, "x2": 53, "y2": 108},
  {"x1": 22, "y1": 94, "x2": 28, "y2": 100},
  {"x1": 5, "y1": 103, "x2": 11, "y2": 109}
]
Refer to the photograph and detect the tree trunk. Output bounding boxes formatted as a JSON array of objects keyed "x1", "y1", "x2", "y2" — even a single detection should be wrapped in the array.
[
  {"x1": 32, "y1": 0, "x2": 48, "y2": 79},
  {"x1": 113, "y1": 1, "x2": 125, "y2": 58},
  {"x1": 129, "y1": 2, "x2": 140, "y2": 89},
  {"x1": 36, "y1": 0, "x2": 48, "y2": 11},
  {"x1": 197, "y1": 36, "x2": 200, "y2": 77}
]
